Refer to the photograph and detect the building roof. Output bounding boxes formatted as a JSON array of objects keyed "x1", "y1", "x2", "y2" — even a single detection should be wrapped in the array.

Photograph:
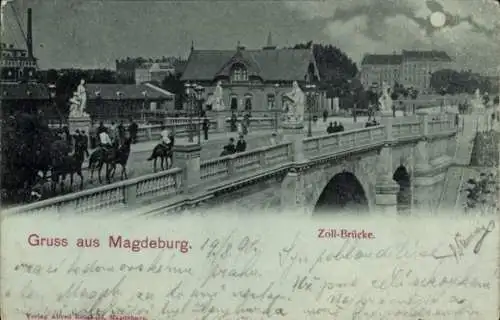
[
  {"x1": 181, "y1": 48, "x2": 317, "y2": 82},
  {"x1": 402, "y1": 50, "x2": 452, "y2": 61},
  {"x1": 361, "y1": 50, "x2": 453, "y2": 65},
  {"x1": 361, "y1": 54, "x2": 403, "y2": 65},
  {"x1": 86, "y1": 83, "x2": 173, "y2": 100},
  {"x1": 0, "y1": 82, "x2": 50, "y2": 100}
]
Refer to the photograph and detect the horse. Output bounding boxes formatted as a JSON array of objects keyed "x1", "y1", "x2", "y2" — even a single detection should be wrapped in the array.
[
  {"x1": 147, "y1": 144, "x2": 172, "y2": 172},
  {"x1": 147, "y1": 136, "x2": 175, "y2": 172},
  {"x1": 108, "y1": 137, "x2": 132, "y2": 180},
  {"x1": 89, "y1": 144, "x2": 117, "y2": 184},
  {"x1": 50, "y1": 144, "x2": 85, "y2": 193}
]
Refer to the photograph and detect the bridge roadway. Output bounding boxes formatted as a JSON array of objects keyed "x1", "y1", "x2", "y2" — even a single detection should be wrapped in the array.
[
  {"x1": 39, "y1": 116, "x2": 369, "y2": 199},
  {"x1": 6, "y1": 111, "x2": 458, "y2": 216}
]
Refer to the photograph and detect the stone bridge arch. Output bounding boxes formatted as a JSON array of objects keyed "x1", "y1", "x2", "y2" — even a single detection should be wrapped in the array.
[
  {"x1": 301, "y1": 153, "x2": 379, "y2": 214},
  {"x1": 313, "y1": 171, "x2": 369, "y2": 215}
]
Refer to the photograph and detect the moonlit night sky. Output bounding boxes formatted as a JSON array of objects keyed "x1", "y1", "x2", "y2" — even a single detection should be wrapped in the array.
[{"x1": 2, "y1": 0, "x2": 499, "y2": 75}]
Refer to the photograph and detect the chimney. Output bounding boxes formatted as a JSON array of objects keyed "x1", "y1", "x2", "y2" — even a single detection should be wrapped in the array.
[{"x1": 27, "y1": 8, "x2": 33, "y2": 58}]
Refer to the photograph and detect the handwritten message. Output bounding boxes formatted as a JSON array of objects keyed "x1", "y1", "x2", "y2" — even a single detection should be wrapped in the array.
[{"x1": 1, "y1": 215, "x2": 498, "y2": 320}]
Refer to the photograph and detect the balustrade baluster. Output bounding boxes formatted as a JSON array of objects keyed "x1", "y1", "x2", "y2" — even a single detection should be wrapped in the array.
[
  {"x1": 227, "y1": 156, "x2": 235, "y2": 177},
  {"x1": 259, "y1": 150, "x2": 266, "y2": 168}
]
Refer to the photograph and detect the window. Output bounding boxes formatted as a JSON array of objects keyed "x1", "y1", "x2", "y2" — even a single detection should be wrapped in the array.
[
  {"x1": 231, "y1": 63, "x2": 248, "y2": 82},
  {"x1": 244, "y1": 94, "x2": 252, "y2": 111},
  {"x1": 230, "y1": 95, "x2": 238, "y2": 110},
  {"x1": 267, "y1": 94, "x2": 275, "y2": 109}
]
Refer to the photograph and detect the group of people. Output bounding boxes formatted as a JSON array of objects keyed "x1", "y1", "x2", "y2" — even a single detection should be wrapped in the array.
[
  {"x1": 326, "y1": 121, "x2": 345, "y2": 134},
  {"x1": 90, "y1": 119, "x2": 139, "y2": 149},
  {"x1": 220, "y1": 135, "x2": 247, "y2": 156},
  {"x1": 230, "y1": 112, "x2": 251, "y2": 136}
]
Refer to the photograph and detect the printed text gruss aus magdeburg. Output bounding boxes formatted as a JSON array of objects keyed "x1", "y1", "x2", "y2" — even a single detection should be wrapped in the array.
[{"x1": 26, "y1": 233, "x2": 191, "y2": 253}]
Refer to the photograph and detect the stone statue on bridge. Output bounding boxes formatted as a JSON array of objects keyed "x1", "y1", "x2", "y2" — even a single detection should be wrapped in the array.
[
  {"x1": 283, "y1": 81, "x2": 305, "y2": 123},
  {"x1": 471, "y1": 88, "x2": 485, "y2": 111},
  {"x1": 69, "y1": 79, "x2": 90, "y2": 118},
  {"x1": 378, "y1": 82, "x2": 393, "y2": 113},
  {"x1": 208, "y1": 81, "x2": 226, "y2": 111}
]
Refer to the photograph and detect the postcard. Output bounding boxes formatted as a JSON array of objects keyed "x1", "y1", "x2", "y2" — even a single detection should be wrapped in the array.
[{"x1": 1, "y1": 0, "x2": 499, "y2": 319}]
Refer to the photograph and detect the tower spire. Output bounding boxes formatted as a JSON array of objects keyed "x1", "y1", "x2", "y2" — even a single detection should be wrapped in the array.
[{"x1": 263, "y1": 31, "x2": 276, "y2": 50}]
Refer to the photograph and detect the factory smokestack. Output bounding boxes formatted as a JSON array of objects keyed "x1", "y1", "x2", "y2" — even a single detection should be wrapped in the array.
[{"x1": 27, "y1": 8, "x2": 33, "y2": 58}]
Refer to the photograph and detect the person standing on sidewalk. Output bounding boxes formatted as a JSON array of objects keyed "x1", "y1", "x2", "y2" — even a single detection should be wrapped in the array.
[
  {"x1": 202, "y1": 116, "x2": 210, "y2": 140},
  {"x1": 128, "y1": 118, "x2": 138, "y2": 144}
]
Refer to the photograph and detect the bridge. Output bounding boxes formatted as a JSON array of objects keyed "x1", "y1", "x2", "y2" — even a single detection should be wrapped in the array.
[{"x1": 4, "y1": 111, "x2": 457, "y2": 216}]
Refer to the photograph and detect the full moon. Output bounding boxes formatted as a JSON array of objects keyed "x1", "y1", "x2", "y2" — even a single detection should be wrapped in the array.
[{"x1": 430, "y1": 11, "x2": 446, "y2": 28}]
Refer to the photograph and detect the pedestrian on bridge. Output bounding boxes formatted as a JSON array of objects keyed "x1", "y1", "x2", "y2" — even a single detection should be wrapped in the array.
[
  {"x1": 202, "y1": 116, "x2": 210, "y2": 141},
  {"x1": 128, "y1": 118, "x2": 138, "y2": 144},
  {"x1": 236, "y1": 135, "x2": 247, "y2": 153}
]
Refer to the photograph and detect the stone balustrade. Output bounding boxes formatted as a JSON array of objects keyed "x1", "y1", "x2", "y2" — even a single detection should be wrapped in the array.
[
  {"x1": 4, "y1": 113, "x2": 458, "y2": 216},
  {"x1": 135, "y1": 120, "x2": 215, "y2": 142},
  {"x1": 303, "y1": 126, "x2": 386, "y2": 158},
  {"x1": 392, "y1": 121, "x2": 421, "y2": 140},
  {"x1": 4, "y1": 168, "x2": 183, "y2": 215},
  {"x1": 199, "y1": 142, "x2": 293, "y2": 182},
  {"x1": 134, "y1": 117, "x2": 275, "y2": 142}
]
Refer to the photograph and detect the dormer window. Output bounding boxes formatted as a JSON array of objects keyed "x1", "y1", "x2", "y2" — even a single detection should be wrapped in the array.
[{"x1": 231, "y1": 63, "x2": 248, "y2": 82}]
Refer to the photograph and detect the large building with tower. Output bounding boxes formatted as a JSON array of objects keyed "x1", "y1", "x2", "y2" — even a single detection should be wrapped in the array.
[
  {"x1": 0, "y1": 8, "x2": 51, "y2": 116},
  {"x1": 359, "y1": 50, "x2": 453, "y2": 93}
]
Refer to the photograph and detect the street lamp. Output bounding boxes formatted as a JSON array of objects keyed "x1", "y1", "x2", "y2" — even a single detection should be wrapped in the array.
[
  {"x1": 141, "y1": 90, "x2": 148, "y2": 123},
  {"x1": 439, "y1": 87, "x2": 447, "y2": 114},
  {"x1": 194, "y1": 84, "x2": 205, "y2": 145},
  {"x1": 184, "y1": 82, "x2": 194, "y2": 143},
  {"x1": 47, "y1": 84, "x2": 58, "y2": 126},
  {"x1": 274, "y1": 83, "x2": 280, "y2": 131},
  {"x1": 304, "y1": 83, "x2": 317, "y2": 137}
]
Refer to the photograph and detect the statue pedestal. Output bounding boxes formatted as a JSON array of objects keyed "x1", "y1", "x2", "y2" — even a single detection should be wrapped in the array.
[
  {"x1": 281, "y1": 121, "x2": 304, "y2": 132},
  {"x1": 68, "y1": 115, "x2": 91, "y2": 147},
  {"x1": 281, "y1": 121, "x2": 305, "y2": 162}
]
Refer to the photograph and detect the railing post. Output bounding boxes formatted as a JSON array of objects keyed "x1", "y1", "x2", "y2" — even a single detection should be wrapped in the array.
[
  {"x1": 281, "y1": 122, "x2": 306, "y2": 162},
  {"x1": 173, "y1": 143, "x2": 201, "y2": 193},
  {"x1": 413, "y1": 110, "x2": 434, "y2": 212},
  {"x1": 417, "y1": 110, "x2": 429, "y2": 137},
  {"x1": 146, "y1": 126, "x2": 152, "y2": 141},
  {"x1": 123, "y1": 183, "x2": 137, "y2": 205},
  {"x1": 375, "y1": 111, "x2": 399, "y2": 215},
  {"x1": 227, "y1": 156, "x2": 235, "y2": 177},
  {"x1": 380, "y1": 111, "x2": 394, "y2": 141},
  {"x1": 211, "y1": 111, "x2": 226, "y2": 133},
  {"x1": 280, "y1": 121, "x2": 308, "y2": 215}
]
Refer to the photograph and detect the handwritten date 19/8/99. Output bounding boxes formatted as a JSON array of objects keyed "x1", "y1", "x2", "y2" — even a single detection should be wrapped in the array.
[{"x1": 199, "y1": 233, "x2": 261, "y2": 260}]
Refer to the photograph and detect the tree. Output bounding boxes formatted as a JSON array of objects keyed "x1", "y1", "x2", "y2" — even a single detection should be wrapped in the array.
[
  {"x1": 430, "y1": 69, "x2": 457, "y2": 93},
  {"x1": 292, "y1": 42, "x2": 358, "y2": 81},
  {"x1": 161, "y1": 72, "x2": 185, "y2": 110},
  {"x1": 463, "y1": 172, "x2": 498, "y2": 215}
]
